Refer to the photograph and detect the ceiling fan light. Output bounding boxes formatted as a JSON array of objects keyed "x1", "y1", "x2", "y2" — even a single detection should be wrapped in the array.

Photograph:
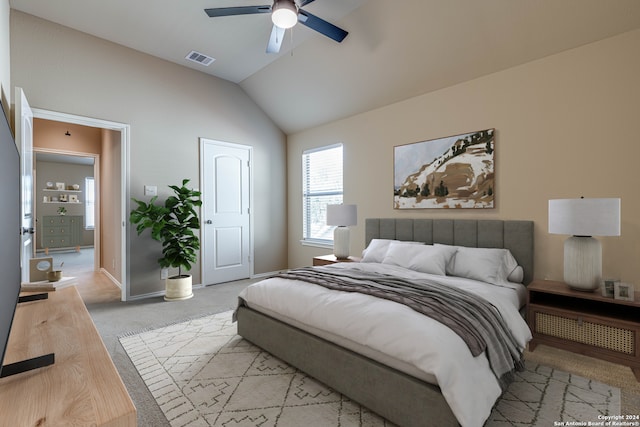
[{"x1": 272, "y1": 0, "x2": 298, "y2": 29}]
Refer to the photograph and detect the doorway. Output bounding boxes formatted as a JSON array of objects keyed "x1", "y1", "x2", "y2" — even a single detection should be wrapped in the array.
[
  {"x1": 34, "y1": 150, "x2": 97, "y2": 276},
  {"x1": 31, "y1": 108, "x2": 130, "y2": 301},
  {"x1": 200, "y1": 138, "x2": 253, "y2": 285}
]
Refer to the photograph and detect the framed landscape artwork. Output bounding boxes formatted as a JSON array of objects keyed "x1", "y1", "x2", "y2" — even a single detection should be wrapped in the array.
[{"x1": 394, "y1": 129, "x2": 495, "y2": 209}]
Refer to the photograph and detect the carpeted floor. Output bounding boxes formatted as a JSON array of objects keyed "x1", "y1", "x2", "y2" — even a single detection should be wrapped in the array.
[
  {"x1": 35, "y1": 247, "x2": 95, "y2": 271},
  {"x1": 88, "y1": 278, "x2": 256, "y2": 427},
  {"x1": 120, "y1": 311, "x2": 622, "y2": 427},
  {"x1": 525, "y1": 345, "x2": 640, "y2": 417}
]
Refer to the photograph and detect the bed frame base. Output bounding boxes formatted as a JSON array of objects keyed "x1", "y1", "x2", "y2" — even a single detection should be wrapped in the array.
[{"x1": 237, "y1": 306, "x2": 459, "y2": 427}]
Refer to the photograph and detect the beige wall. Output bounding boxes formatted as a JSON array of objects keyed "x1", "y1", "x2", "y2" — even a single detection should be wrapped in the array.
[
  {"x1": 101, "y1": 128, "x2": 122, "y2": 282},
  {"x1": 11, "y1": 11, "x2": 287, "y2": 297},
  {"x1": 34, "y1": 119, "x2": 102, "y2": 154},
  {"x1": 288, "y1": 29, "x2": 640, "y2": 290}
]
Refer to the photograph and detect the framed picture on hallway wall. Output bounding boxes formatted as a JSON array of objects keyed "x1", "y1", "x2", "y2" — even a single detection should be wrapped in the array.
[{"x1": 393, "y1": 129, "x2": 495, "y2": 209}]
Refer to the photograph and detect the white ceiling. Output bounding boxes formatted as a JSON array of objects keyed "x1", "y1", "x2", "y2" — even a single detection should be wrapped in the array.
[{"x1": 9, "y1": 0, "x2": 640, "y2": 134}]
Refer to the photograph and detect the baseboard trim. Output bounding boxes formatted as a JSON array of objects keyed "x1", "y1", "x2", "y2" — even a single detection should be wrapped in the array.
[
  {"x1": 125, "y1": 290, "x2": 166, "y2": 301},
  {"x1": 100, "y1": 268, "x2": 122, "y2": 289}
]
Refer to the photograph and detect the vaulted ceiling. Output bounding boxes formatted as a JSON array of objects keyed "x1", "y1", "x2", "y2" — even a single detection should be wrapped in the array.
[{"x1": 9, "y1": 0, "x2": 640, "y2": 133}]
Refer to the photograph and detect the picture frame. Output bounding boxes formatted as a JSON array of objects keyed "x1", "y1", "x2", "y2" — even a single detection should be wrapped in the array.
[
  {"x1": 55, "y1": 182, "x2": 65, "y2": 190},
  {"x1": 59, "y1": 194, "x2": 68, "y2": 202},
  {"x1": 614, "y1": 282, "x2": 635, "y2": 302},
  {"x1": 601, "y1": 279, "x2": 617, "y2": 298},
  {"x1": 69, "y1": 195, "x2": 78, "y2": 203},
  {"x1": 394, "y1": 128, "x2": 495, "y2": 209}
]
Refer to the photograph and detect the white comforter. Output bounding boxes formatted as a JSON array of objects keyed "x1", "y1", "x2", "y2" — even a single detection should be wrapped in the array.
[{"x1": 238, "y1": 262, "x2": 532, "y2": 427}]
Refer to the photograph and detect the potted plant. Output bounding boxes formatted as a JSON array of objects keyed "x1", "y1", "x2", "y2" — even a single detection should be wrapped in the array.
[{"x1": 129, "y1": 179, "x2": 202, "y2": 301}]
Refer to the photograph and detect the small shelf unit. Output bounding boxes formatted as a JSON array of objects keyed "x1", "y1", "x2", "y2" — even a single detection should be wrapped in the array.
[
  {"x1": 42, "y1": 188, "x2": 82, "y2": 203},
  {"x1": 528, "y1": 279, "x2": 640, "y2": 381}
]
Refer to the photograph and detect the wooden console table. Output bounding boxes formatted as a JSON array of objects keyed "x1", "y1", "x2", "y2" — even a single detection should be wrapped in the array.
[{"x1": 0, "y1": 286, "x2": 136, "y2": 426}]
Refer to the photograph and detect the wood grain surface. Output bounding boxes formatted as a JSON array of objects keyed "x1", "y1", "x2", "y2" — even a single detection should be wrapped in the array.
[{"x1": 0, "y1": 286, "x2": 136, "y2": 426}]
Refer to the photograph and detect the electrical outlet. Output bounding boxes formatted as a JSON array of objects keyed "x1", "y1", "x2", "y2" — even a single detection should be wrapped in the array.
[{"x1": 160, "y1": 268, "x2": 168, "y2": 279}]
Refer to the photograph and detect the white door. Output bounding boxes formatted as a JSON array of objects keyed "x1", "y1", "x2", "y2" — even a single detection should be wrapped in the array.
[
  {"x1": 15, "y1": 88, "x2": 34, "y2": 283},
  {"x1": 201, "y1": 139, "x2": 252, "y2": 284}
]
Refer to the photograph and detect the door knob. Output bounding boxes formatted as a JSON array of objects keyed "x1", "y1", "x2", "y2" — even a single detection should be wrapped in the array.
[{"x1": 206, "y1": 220, "x2": 213, "y2": 224}]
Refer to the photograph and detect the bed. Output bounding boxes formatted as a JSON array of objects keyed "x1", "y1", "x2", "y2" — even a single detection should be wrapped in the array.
[{"x1": 236, "y1": 218, "x2": 534, "y2": 427}]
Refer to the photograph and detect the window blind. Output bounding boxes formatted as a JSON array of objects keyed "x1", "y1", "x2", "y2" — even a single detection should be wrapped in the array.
[
  {"x1": 302, "y1": 144, "x2": 343, "y2": 243},
  {"x1": 85, "y1": 177, "x2": 95, "y2": 229}
]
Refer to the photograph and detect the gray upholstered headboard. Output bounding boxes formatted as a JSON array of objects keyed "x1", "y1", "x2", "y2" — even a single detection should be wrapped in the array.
[{"x1": 365, "y1": 218, "x2": 534, "y2": 285}]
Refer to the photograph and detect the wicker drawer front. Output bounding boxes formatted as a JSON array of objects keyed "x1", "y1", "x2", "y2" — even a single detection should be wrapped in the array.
[{"x1": 535, "y1": 312, "x2": 635, "y2": 355}]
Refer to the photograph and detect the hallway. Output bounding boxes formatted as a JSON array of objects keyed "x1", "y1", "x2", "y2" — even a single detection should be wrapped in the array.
[{"x1": 35, "y1": 248, "x2": 121, "y2": 304}]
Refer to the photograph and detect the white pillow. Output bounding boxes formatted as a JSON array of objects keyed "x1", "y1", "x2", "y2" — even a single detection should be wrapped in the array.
[
  {"x1": 361, "y1": 239, "x2": 397, "y2": 263},
  {"x1": 436, "y1": 244, "x2": 521, "y2": 285},
  {"x1": 382, "y1": 243, "x2": 456, "y2": 276},
  {"x1": 508, "y1": 266, "x2": 524, "y2": 283},
  {"x1": 435, "y1": 243, "x2": 458, "y2": 275},
  {"x1": 361, "y1": 239, "x2": 422, "y2": 263},
  {"x1": 501, "y1": 250, "x2": 520, "y2": 282}
]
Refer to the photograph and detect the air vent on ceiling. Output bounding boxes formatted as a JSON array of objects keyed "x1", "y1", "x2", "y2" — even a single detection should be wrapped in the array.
[{"x1": 185, "y1": 50, "x2": 215, "y2": 66}]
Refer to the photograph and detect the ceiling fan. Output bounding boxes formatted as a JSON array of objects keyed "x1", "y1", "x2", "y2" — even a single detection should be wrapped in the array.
[{"x1": 204, "y1": 0, "x2": 349, "y2": 54}]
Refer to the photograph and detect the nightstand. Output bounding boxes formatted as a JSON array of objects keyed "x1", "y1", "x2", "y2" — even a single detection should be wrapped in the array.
[
  {"x1": 312, "y1": 254, "x2": 362, "y2": 266},
  {"x1": 527, "y1": 279, "x2": 640, "y2": 381}
]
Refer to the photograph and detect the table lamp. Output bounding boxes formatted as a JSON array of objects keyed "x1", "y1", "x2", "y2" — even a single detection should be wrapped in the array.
[
  {"x1": 548, "y1": 198, "x2": 621, "y2": 291},
  {"x1": 326, "y1": 204, "x2": 357, "y2": 259}
]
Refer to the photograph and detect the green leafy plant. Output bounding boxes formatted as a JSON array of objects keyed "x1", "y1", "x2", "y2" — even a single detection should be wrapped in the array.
[{"x1": 129, "y1": 179, "x2": 202, "y2": 278}]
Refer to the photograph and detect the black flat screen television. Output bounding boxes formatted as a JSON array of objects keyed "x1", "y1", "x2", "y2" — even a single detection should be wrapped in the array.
[
  {"x1": 0, "y1": 101, "x2": 53, "y2": 378},
  {"x1": 0, "y1": 100, "x2": 23, "y2": 378}
]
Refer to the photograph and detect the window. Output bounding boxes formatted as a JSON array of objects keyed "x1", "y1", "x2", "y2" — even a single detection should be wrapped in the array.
[
  {"x1": 85, "y1": 177, "x2": 95, "y2": 229},
  {"x1": 302, "y1": 144, "x2": 343, "y2": 245}
]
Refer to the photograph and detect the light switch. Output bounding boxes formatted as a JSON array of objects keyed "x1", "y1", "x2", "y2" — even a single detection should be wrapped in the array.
[{"x1": 144, "y1": 185, "x2": 157, "y2": 196}]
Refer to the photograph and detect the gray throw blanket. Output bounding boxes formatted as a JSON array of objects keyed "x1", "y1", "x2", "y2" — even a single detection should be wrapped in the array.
[{"x1": 275, "y1": 266, "x2": 524, "y2": 390}]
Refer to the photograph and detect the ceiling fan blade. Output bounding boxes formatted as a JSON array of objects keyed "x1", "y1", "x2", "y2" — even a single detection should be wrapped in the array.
[
  {"x1": 298, "y1": 10, "x2": 348, "y2": 43},
  {"x1": 297, "y1": 0, "x2": 317, "y2": 7},
  {"x1": 266, "y1": 25, "x2": 286, "y2": 53},
  {"x1": 204, "y1": 6, "x2": 271, "y2": 18}
]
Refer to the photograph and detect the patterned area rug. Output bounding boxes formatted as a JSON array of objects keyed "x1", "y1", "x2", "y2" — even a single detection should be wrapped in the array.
[{"x1": 119, "y1": 311, "x2": 620, "y2": 427}]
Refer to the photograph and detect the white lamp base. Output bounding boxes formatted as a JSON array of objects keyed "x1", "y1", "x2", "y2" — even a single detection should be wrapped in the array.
[
  {"x1": 333, "y1": 226, "x2": 350, "y2": 259},
  {"x1": 564, "y1": 236, "x2": 602, "y2": 292}
]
